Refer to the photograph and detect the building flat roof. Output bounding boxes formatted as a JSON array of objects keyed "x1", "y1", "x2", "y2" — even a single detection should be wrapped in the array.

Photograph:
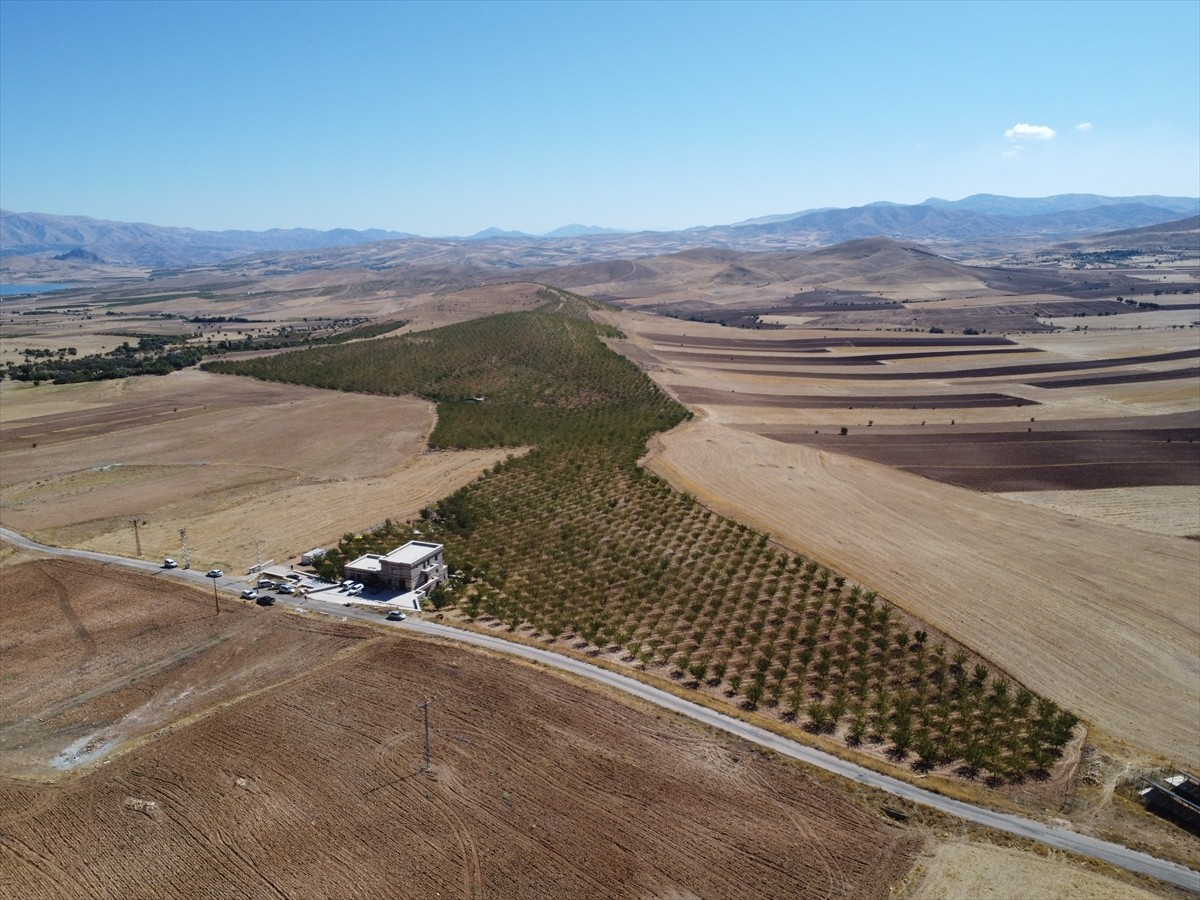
[
  {"x1": 384, "y1": 541, "x2": 443, "y2": 566},
  {"x1": 345, "y1": 553, "x2": 383, "y2": 573}
]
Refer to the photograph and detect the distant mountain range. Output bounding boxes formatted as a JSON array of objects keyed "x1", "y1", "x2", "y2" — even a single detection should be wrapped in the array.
[
  {"x1": 729, "y1": 200, "x2": 1197, "y2": 246},
  {"x1": 465, "y1": 224, "x2": 629, "y2": 240},
  {"x1": 921, "y1": 193, "x2": 1198, "y2": 216},
  {"x1": 0, "y1": 210, "x2": 418, "y2": 267},
  {"x1": 2, "y1": 194, "x2": 1196, "y2": 269}
]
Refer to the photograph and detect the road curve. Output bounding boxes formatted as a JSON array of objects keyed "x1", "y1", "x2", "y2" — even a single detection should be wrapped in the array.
[{"x1": 3, "y1": 526, "x2": 1197, "y2": 892}]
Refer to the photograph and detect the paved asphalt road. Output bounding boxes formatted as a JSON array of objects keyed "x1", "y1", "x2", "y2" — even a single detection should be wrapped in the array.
[{"x1": 3, "y1": 526, "x2": 1197, "y2": 892}]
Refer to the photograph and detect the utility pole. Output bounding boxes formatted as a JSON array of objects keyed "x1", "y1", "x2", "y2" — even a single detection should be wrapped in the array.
[
  {"x1": 131, "y1": 518, "x2": 142, "y2": 557},
  {"x1": 254, "y1": 539, "x2": 264, "y2": 573},
  {"x1": 179, "y1": 529, "x2": 190, "y2": 569},
  {"x1": 417, "y1": 698, "x2": 435, "y2": 773}
]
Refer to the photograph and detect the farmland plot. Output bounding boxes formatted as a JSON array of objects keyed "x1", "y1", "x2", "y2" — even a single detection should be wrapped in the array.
[
  {"x1": 0, "y1": 368, "x2": 510, "y2": 570},
  {"x1": 0, "y1": 558, "x2": 921, "y2": 900},
  {"x1": 216, "y1": 300, "x2": 1086, "y2": 783},
  {"x1": 610, "y1": 311, "x2": 1199, "y2": 763}
]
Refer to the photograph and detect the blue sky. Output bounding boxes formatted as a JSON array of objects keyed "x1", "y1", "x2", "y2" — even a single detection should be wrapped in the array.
[{"x1": 2, "y1": 0, "x2": 1197, "y2": 235}]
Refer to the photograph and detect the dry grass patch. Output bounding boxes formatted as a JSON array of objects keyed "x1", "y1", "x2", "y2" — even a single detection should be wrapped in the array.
[
  {"x1": 902, "y1": 840, "x2": 1168, "y2": 899},
  {"x1": 383, "y1": 282, "x2": 553, "y2": 334},
  {"x1": 999, "y1": 486, "x2": 1200, "y2": 538}
]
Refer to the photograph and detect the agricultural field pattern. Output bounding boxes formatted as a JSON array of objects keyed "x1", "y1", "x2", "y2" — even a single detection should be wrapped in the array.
[{"x1": 1, "y1": 221, "x2": 1198, "y2": 898}]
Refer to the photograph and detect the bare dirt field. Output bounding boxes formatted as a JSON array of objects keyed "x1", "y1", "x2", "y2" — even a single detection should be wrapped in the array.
[
  {"x1": 607, "y1": 311, "x2": 1200, "y2": 765},
  {"x1": 765, "y1": 412, "x2": 1199, "y2": 492},
  {"x1": 902, "y1": 840, "x2": 1164, "y2": 899},
  {"x1": 0, "y1": 369, "x2": 511, "y2": 571},
  {"x1": 1, "y1": 557, "x2": 923, "y2": 899},
  {"x1": 0, "y1": 558, "x2": 368, "y2": 779}
]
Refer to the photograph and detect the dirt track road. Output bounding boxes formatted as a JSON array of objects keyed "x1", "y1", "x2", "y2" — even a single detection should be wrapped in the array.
[{"x1": 2, "y1": 526, "x2": 1197, "y2": 893}]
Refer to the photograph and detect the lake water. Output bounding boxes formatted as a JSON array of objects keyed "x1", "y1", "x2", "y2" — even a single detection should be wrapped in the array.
[{"x1": 0, "y1": 282, "x2": 78, "y2": 296}]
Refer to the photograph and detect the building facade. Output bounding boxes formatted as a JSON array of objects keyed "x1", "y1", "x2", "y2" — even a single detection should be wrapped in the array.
[{"x1": 344, "y1": 541, "x2": 448, "y2": 594}]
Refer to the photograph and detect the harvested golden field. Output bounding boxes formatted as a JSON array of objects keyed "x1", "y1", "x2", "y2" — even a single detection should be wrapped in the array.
[
  {"x1": 608, "y1": 311, "x2": 1200, "y2": 763},
  {"x1": 902, "y1": 841, "x2": 1165, "y2": 900},
  {"x1": 997, "y1": 486, "x2": 1200, "y2": 538},
  {"x1": 1, "y1": 557, "x2": 922, "y2": 899},
  {"x1": 395, "y1": 282, "x2": 555, "y2": 332},
  {"x1": 0, "y1": 369, "x2": 511, "y2": 571}
]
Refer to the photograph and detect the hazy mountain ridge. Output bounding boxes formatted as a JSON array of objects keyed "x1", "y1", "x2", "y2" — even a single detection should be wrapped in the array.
[
  {"x1": 1079, "y1": 214, "x2": 1199, "y2": 238},
  {"x1": 2, "y1": 194, "x2": 1197, "y2": 270},
  {"x1": 733, "y1": 200, "x2": 1198, "y2": 244},
  {"x1": 0, "y1": 209, "x2": 417, "y2": 266},
  {"x1": 920, "y1": 193, "x2": 1199, "y2": 217}
]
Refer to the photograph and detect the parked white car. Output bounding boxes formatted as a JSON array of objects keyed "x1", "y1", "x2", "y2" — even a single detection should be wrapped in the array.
[{"x1": 163, "y1": 558, "x2": 178, "y2": 569}]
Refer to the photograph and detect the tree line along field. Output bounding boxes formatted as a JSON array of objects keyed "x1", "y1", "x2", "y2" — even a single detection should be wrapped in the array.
[
  {"x1": 1, "y1": 314, "x2": 410, "y2": 385},
  {"x1": 209, "y1": 295, "x2": 1080, "y2": 782}
]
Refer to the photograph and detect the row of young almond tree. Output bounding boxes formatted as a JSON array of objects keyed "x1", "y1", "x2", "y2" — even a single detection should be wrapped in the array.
[{"x1": 211, "y1": 297, "x2": 1078, "y2": 781}]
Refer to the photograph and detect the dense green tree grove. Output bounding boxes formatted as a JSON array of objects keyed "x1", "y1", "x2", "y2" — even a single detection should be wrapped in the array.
[{"x1": 5, "y1": 335, "x2": 201, "y2": 384}]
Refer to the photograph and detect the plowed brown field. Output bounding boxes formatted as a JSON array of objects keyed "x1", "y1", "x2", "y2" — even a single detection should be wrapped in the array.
[
  {"x1": 1, "y1": 557, "x2": 921, "y2": 899},
  {"x1": 0, "y1": 558, "x2": 369, "y2": 779}
]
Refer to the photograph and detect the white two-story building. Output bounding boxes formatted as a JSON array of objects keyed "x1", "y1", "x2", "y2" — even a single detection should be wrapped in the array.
[{"x1": 344, "y1": 540, "x2": 448, "y2": 594}]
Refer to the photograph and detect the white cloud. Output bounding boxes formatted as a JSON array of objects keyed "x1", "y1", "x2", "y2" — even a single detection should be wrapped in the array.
[
  {"x1": 1075, "y1": 122, "x2": 1093, "y2": 131},
  {"x1": 1004, "y1": 123, "x2": 1056, "y2": 141},
  {"x1": 1003, "y1": 147, "x2": 1022, "y2": 157}
]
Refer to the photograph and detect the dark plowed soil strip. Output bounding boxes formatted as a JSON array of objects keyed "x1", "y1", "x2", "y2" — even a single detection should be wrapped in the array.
[
  {"x1": 656, "y1": 347, "x2": 1041, "y2": 366},
  {"x1": 675, "y1": 386, "x2": 1036, "y2": 409},
  {"x1": 692, "y1": 348, "x2": 1199, "y2": 381},
  {"x1": 661, "y1": 352, "x2": 883, "y2": 366},
  {"x1": 767, "y1": 426, "x2": 1200, "y2": 491},
  {"x1": 749, "y1": 409, "x2": 1200, "y2": 436},
  {"x1": 1028, "y1": 366, "x2": 1200, "y2": 389},
  {"x1": 644, "y1": 333, "x2": 1016, "y2": 350},
  {"x1": 902, "y1": 462, "x2": 1196, "y2": 492}
]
